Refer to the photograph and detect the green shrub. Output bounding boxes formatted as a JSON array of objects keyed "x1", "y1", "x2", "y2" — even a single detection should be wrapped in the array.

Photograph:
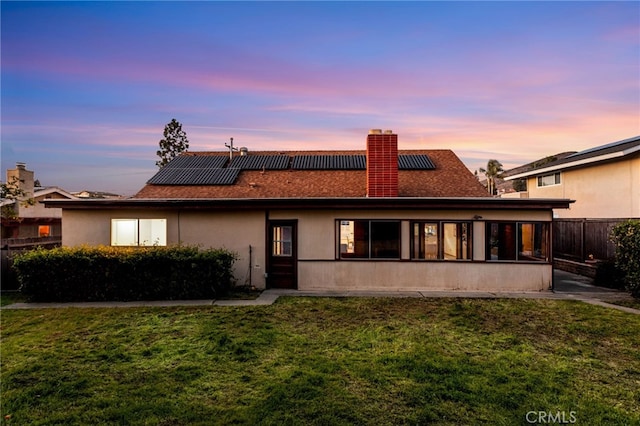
[
  {"x1": 610, "y1": 220, "x2": 640, "y2": 298},
  {"x1": 13, "y1": 245, "x2": 236, "y2": 302}
]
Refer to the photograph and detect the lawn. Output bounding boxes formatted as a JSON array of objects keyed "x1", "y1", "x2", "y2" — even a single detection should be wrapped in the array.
[{"x1": 1, "y1": 297, "x2": 639, "y2": 425}]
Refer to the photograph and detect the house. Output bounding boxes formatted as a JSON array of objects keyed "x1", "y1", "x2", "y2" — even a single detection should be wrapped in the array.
[
  {"x1": 503, "y1": 136, "x2": 640, "y2": 219},
  {"x1": 1, "y1": 163, "x2": 77, "y2": 239},
  {"x1": 73, "y1": 190, "x2": 122, "y2": 199},
  {"x1": 485, "y1": 152, "x2": 577, "y2": 197},
  {"x1": 44, "y1": 130, "x2": 572, "y2": 292}
]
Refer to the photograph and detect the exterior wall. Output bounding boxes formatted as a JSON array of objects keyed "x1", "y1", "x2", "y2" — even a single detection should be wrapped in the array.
[
  {"x1": 20, "y1": 193, "x2": 66, "y2": 219},
  {"x1": 299, "y1": 262, "x2": 552, "y2": 292},
  {"x1": 526, "y1": 157, "x2": 640, "y2": 218},
  {"x1": 271, "y1": 208, "x2": 552, "y2": 291},
  {"x1": 176, "y1": 211, "x2": 266, "y2": 288},
  {"x1": 62, "y1": 209, "x2": 267, "y2": 289},
  {"x1": 62, "y1": 207, "x2": 554, "y2": 292}
]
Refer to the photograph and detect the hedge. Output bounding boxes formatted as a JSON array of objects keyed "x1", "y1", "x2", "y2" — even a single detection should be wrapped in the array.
[
  {"x1": 13, "y1": 245, "x2": 237, "y2": 302},
  {"x1": 610, "y1": 219, "x2": 640, "y2": 298}
]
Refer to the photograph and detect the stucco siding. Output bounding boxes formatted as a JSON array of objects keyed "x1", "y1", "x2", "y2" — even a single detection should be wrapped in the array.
[
  {"x1": 298, "y1": 261, "x2": 552, "y2": 292},
  {"x1": 62, "y1": 210, "x2": 113, "y2": 246},
  {"x1": 177, "y1": 211, "x2": 266, "y2": 288},
  {"x1": 527, "y1": 157, "x2": 640, "y2": 218},
  {"x1": 61, "y1": 207, "x2": 554, "y2": 292}
]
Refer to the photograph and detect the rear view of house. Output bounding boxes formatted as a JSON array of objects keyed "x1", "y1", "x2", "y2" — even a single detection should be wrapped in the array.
[{"x1": 46, "y1": 130, "x2": 572, "y2": 292}]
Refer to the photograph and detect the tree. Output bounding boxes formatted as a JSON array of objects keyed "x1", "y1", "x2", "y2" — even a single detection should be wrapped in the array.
[
  {"x1": 479, "y1": 159, "x2": 504, "y2": 196},
  {"x1": 512, "y1": 178, "x2": 527, "y2": 192},
  {"x1": 156, "y1": 119, "x2": 189, "y2": 168}
]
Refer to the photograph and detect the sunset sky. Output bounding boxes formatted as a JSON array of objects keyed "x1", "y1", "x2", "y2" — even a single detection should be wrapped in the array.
[{"x1": 2, "y1": 1, "x2": 639, "y2": 196}]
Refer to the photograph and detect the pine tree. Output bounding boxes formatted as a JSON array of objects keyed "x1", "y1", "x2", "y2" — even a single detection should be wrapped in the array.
[{"x1": 156, "y1": 119, "x2": 189, "y2": 168}]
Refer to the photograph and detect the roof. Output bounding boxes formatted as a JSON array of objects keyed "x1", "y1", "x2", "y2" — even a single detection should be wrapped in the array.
[
  {"x1": 1, "y1": 186, "x2": 76, "y2": 207},
  {"x1": 34, "y1": 187, "x2": 77, "y2": 200},
  {"x1": 134, "y1": 150, "x2": 489, "y2": 199},
  {"x1": 505, "y1": 136, "x2": 640, "y2": 181}
]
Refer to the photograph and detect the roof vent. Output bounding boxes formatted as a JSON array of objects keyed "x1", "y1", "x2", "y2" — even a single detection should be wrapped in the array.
[
  {"x1": 240, "y1": 147, "x2": 249, "y2": 156},
  {"x1": 369, "y1": 129, "x2": 382, "y2": 135},
  {"x1": 384, "y1": 130, "x2": 394, "y2": 134}
]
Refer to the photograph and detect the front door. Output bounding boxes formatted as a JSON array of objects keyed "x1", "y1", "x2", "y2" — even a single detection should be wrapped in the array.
[{"x1": 267, "y1": 221, "x2": 297, "y2": 289}]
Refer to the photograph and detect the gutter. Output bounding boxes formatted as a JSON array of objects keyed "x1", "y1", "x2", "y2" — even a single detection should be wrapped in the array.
[{"x1": 44, "y1": 197, "x2": 574, "y2": 211}]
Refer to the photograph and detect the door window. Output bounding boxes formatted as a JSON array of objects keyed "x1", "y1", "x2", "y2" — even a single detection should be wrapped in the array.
[{"x1": 272, "y1": 225, "x2": 293, "y2": 256}]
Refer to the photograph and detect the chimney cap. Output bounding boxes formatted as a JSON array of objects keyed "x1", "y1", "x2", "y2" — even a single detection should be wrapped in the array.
[
  {"x1": 16, "y1": 162, "x2": 26, "y2": 170},
  {"x1": 383, "y1": 130, "x2": 394, "y2": 134},
  {"x1": 369, "y1": 129, "x2": 382, "y2": 135}
]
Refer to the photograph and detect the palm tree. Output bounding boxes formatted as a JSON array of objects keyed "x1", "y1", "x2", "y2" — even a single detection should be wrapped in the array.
[{"x1": 479, "y1": 159, "x2": 504, "y2": 196}]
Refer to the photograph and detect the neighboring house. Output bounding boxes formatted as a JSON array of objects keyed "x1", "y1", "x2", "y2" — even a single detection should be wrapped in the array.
[
  {"x1": 485, "y1": 152, "x2": 577, "y2": 197},
  {"x1": 45, "y1": 130, "x2": 571, "y2": 292},
  {"x1": 1, "y1": 163, "x2": 77, "y2": 239},
  {"x1": 73, "y1": 190, "x2": 122, "y2": 199},
  {"x1": 503, "y1": 136, "x2": 640, "y2": 219}
]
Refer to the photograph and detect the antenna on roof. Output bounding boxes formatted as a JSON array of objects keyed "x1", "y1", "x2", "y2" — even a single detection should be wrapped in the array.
[{"x1": 225, "y1": 137, "x2": 238, "y2": 161}]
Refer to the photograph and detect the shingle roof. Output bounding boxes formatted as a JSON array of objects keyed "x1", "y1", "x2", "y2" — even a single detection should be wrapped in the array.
[{"x1": 134, "y1": 149, "x2": 488, "y2": 199}]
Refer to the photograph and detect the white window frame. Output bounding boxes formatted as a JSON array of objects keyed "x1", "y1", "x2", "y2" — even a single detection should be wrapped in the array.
[
  {"x1": 537, "y1": 172, "x2": 561, "y2": 187},
  {"x1": 111, "y1": 218, "x2": 167, "y2": 246}
]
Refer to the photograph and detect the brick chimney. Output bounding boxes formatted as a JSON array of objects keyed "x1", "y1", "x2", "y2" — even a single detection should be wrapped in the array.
[{"x1": 366, "y1": 129, "x2": 398, "y2": 197}]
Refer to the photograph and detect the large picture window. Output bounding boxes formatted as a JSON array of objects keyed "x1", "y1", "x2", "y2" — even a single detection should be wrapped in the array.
[
  {"x1": 111, "y1": 219, "x2": 167, "y2": 246},
  {"x1": 339, "y1": 220, "x2": 400, "y2": 259},
  {"x1": 412, "y1": 222, "x2": 471, "y2": 260},
  {"x1": 487, "y1": 222, "x2": 549, "y2": 262}
]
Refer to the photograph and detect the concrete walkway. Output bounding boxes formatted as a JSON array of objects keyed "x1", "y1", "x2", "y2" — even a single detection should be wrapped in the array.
[{"x1": 3, "y1": 270, "x2": 638, "y2": 314}]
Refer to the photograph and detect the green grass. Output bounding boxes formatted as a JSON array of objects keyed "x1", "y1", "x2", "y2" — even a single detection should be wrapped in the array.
[{"x1": 2, "y1": 298, "x2": 639, "y2": 425}]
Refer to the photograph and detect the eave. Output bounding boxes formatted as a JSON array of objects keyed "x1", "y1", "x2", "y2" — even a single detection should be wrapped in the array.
[
  {"x1": 44, "y1": 197, "x2": 574, "y2": 211},
  {"x1": 505, "y1": 141, "x2": 640, "y2": 181}
]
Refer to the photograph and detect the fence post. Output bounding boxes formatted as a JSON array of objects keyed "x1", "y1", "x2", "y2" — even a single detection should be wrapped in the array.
[{"x1": 580, "y1": 219, "x2": 586, "y2": 261}]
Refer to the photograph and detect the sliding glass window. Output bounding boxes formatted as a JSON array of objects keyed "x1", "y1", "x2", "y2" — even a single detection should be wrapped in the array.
[
  {"x1": 339, "y1": 220, "x2": 400, "y2": 259},
  {"x1": 412, "y1": 222, "x2": 471, "y2": 260},
  {"x1": 487, "y1": 222, "x2": 549, "y2": 262}
]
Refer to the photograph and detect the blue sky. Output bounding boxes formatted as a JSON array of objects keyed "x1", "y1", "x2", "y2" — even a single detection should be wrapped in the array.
[{"x1": 2, "y1": 1, "x2": 639, "y2": 195}]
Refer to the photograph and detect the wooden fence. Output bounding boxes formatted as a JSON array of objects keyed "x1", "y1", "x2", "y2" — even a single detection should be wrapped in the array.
[
  {"x1": 1, "y1": 236, "x2": 61, "y2": 290},
  {"x1": 553, "y1": 218, "x2": 630, "y2": 262}
]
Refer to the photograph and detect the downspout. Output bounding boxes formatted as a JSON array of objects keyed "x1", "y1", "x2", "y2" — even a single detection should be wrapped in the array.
[
  {"x1": 177, "y1": 210, "x2": 181, "y2": 244},
  {"x1": 265, "y1": 210, "x2": 270, "y2": 286}
]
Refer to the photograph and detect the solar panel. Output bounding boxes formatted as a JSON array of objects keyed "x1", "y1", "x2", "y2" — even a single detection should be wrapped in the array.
[
  {"x1": 165, "y1": 155, "x2": 228, "y2": 169},
  {"x1": 292, "y1": 155, "x2": 366, "y2": 170},
  {"x1": 228, "y1": 155, "x2": 290, "y2": 170},
  {"x1": 148, "y1": 167, "x2": 240, "y2": 185},
  {"x1": 398, "y1": 155, "x2": 435, "y2": 170}
]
